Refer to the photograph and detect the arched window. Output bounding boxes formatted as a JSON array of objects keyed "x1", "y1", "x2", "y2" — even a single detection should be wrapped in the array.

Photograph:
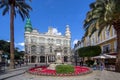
[
  {"x1": 31, "y1": 45, "x2": 36, "y2": 54},
  {"x1": 50, "y1": 46, "x2": 52, "y2": 53}
]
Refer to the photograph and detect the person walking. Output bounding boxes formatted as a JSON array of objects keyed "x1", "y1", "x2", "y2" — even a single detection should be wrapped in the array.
[
  {"x1": 93, "y1": 60, "x2": 97, "y2": 70},
  {"x1": 100, "y1": 61, "x2": 105, "y2": 71}
]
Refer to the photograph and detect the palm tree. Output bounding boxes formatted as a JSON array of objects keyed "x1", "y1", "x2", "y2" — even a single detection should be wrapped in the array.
[
  {"x1": 0, "y1": 0, "x2": 32, "y2": 69},
  {"x1": 84, "y1": 0, "x2": 120, "y2": 72}
]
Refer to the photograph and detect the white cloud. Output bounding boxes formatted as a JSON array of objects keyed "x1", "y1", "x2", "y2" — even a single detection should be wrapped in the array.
[
  {"x1": 73, "y1": 39, "x2": 78, "y2": 45},
  {"x1": 16, "y1": 42, "x2": 24, "y2": 46},
  {"x1": 7, "y1": 40, "x2": 10, "y2": 42},
  {"x1": 52, "y1": 28, "x2": 62, "y2": 35}
]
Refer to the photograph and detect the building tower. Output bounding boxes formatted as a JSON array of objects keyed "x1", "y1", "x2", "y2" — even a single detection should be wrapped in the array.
[
  {"x1": 65, "y1": 25, "x2": 71, "y2": 38},
  {"x1": 25, "y1": 18, "x2": 33, "y2": 33}
]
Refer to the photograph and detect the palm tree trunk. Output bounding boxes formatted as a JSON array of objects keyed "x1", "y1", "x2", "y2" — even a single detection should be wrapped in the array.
[
  {"x1": 114, "y1": 24, "x2": 120, "y2": 72},
  {"x1": 10, "y1": 3, "x2": 15, "y2": 69}
]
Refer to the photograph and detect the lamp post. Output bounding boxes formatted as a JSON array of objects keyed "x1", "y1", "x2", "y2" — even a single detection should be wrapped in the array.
[
  {"x1": 4, "y1": 54, "x2": 8, "y2": 70},
  {"x1": 74, "y1": 52, "x2": 78, "y2": 66}
]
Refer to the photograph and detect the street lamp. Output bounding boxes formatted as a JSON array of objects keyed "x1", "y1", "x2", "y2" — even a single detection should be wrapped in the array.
[{"x1": 74, "y1": 52, "x2": 78, "y2": 66}]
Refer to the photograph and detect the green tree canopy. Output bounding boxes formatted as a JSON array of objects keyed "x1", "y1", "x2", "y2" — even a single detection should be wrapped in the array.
[
  {"x1": 0, "y1": 40, "x2": 25, "y2": 60},
  {"x1": 78, "y1": 46, "x2": 101, "y2": 57},
  {"x1": 0, "y1": 40, "x2": 10, "y2": 53}
]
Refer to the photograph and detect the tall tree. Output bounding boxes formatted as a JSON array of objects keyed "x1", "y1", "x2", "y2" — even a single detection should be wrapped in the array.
[
  {"x1": 0, "y1": 0, "x2": 32, "y2": 69},
  {"x1": 84, "y1": 0, "x2": 120, "y2": 72}
]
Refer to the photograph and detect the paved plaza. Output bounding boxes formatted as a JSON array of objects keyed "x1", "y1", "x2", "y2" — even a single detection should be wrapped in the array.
[{"x1": 0, "y1": 65, "x2": 120, "y2": 80}]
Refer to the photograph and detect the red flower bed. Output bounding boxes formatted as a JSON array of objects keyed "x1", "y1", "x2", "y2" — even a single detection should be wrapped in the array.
[{"x1": 28, "y1": 66, "x2": 92, "y2": 76}]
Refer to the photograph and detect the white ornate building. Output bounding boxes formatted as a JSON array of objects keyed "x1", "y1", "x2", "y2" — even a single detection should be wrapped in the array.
[{"x1": 24, "y1": 19, "x2": 71, "y2": 64}]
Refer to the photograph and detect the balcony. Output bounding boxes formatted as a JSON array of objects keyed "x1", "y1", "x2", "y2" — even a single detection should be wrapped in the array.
[
  {"x1": 102, "y1": 48, "x2": 117, "y2": 54},
  {"x1": 97, "y1": 35, "x2": 116, "y2": 45}
]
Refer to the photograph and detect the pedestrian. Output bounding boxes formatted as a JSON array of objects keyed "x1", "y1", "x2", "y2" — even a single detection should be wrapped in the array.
[
  {"x1": 15, "y1": 60, "x2": 18, "y2": 67},
  {"x1": 96, "y1": 59, "x2": 99, "y2": 70},
  {"x1": 7, "y1": 59, "x2": 10, "y2": 66},
  {"x1": 19, "y1": 60, "x2": 21, "y2": 67},
  {"x1": 35, "y1": 64, "x2": 37, "y2": 67},
  {"x1": 93, "y1": 60, "x2": 97, "y2": 70},
  {"x1": 100, "y1": 61, "x2": 104, "y2": 71}
]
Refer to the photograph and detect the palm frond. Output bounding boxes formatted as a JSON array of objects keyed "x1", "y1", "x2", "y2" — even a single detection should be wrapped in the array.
[
  {"x1": 18, "y1": 10, "x2": 25, "y2": 20},
  {"x1": 98, "y1": 27, "x2": 104, "y2": 37},
  {"x1": 15, "y1": 0, "x2": 32, "y2": 20},
  {"x1": 89, "y1": 2, "x2": 95, "y2": 9},
  {"x1": 84, "y1": 18, "x2": 97, "y2": 30},
  {"x1": 89, "y1": 24, "x2": 97, "y2": 37},
  {"x1": 0, "y1": 3, "x2": 5, "y2": 8},
  {"x1": 2, "y1": 5, "x2": 9, "y2": 15}
]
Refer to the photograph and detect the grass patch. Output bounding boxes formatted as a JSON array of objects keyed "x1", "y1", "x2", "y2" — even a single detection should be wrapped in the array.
[{"x1": 56, "y1": 64, "x2": 74, "y2": 74}]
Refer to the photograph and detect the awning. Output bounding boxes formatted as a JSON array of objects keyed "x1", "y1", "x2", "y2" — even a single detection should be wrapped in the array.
[
  {"x1": 93, "y1": 54, "x2": 116, "y2": 59},
  {"x1": 103, "y1": 54, "x2": 116, "y2": 58}
]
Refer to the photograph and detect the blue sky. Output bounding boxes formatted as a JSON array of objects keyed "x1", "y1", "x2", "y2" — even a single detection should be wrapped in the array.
[{"x1": 0, "y1": 0, "x2": 95, "y2": 51}]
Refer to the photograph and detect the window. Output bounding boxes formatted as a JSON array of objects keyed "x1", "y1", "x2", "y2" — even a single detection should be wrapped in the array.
[
  {"x1": 31, "y1": 45, "x2": 36, "y2": 54},
  {"x1": 63, "y1": 40, "x2": 68, "y2": 45},
  {"x1": 98, "y1": 36, "x2": 100, "y2": 43},
  {"x1": 39, "y1": 37, "x2": 45, "y2": 43},
  {"x1": 47, "y1": 38, "x2": 50, "y2": 43},
  {"x1": 25, "y1": 45, "x2": 28, "y2": 53},
  {"x1": 51, "y1": 39, "x2": 54, "y2": 43},
  {"x1": 105, "y1": 27, "x2": 110, "y2": 39},
  {"x1": 31, "y1": 37, "x2": 37, "y2": 43},
  {"x1": 40, "y1": 46, "x2": 45, "y2": 53},
  {"x1": 25, "y1": 37, "x2": 29, "y2": 43},
  {"x1": 114, "y1": 41, "x2": 117, "y2": 52},
  {"x1": 47, "y1": 38, "x2": 54, "y2": 44},
  {"x1": 50, "y1": 46, "x2": 52, "y2": 53},
  {"x1": 112, "y1": 26, "x2": 116, "y2": 36},
  {"x1": 103, "y1": 44, "x2": 110, "y2": 53},
  {"x1": 64, "y1": 47, "x2": 67, "y2": 53},
  {"x1": 56, "y1": 39, "x2": 61, "y2": 44},
  {"x1": 48, "y1": 56, "x2": 55, "y2": 62},
  {"x1": 64, "y1": 56, "x2": 68, "y2": 62}
]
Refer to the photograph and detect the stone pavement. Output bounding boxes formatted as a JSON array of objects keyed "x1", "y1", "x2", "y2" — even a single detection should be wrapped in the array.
[
  {"x1": 0, "y1": 64, "x2": 35, "y2": 80},
  {"x1": 0, "y1": 63, "x2": 120, "y2": 80},
  {"x1": 100, "y1": 70, "x2": 120, "y2": 80}
]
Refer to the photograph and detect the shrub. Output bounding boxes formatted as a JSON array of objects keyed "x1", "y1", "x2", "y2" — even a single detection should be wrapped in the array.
[{"x1": 56, "y1": 64, "x2": 74, "y2": 74}]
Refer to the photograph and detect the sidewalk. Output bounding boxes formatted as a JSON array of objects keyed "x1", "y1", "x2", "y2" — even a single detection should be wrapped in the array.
[{"x1": 0, "y1": 64, "x2": 34, "y2": 80}]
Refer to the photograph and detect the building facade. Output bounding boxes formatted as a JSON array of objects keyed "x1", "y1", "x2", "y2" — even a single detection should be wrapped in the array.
[
  {"x1": 74, "y1": 25, "x2": 117, "y2": 55},
  {"x1": 24, "y1": 19, "x2": 71, "y2": 64}
]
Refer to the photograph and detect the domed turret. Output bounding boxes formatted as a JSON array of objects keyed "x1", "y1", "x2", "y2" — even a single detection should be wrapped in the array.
[{"x1": 25, "y1": 18, "x2": 33, "y2": 32}]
